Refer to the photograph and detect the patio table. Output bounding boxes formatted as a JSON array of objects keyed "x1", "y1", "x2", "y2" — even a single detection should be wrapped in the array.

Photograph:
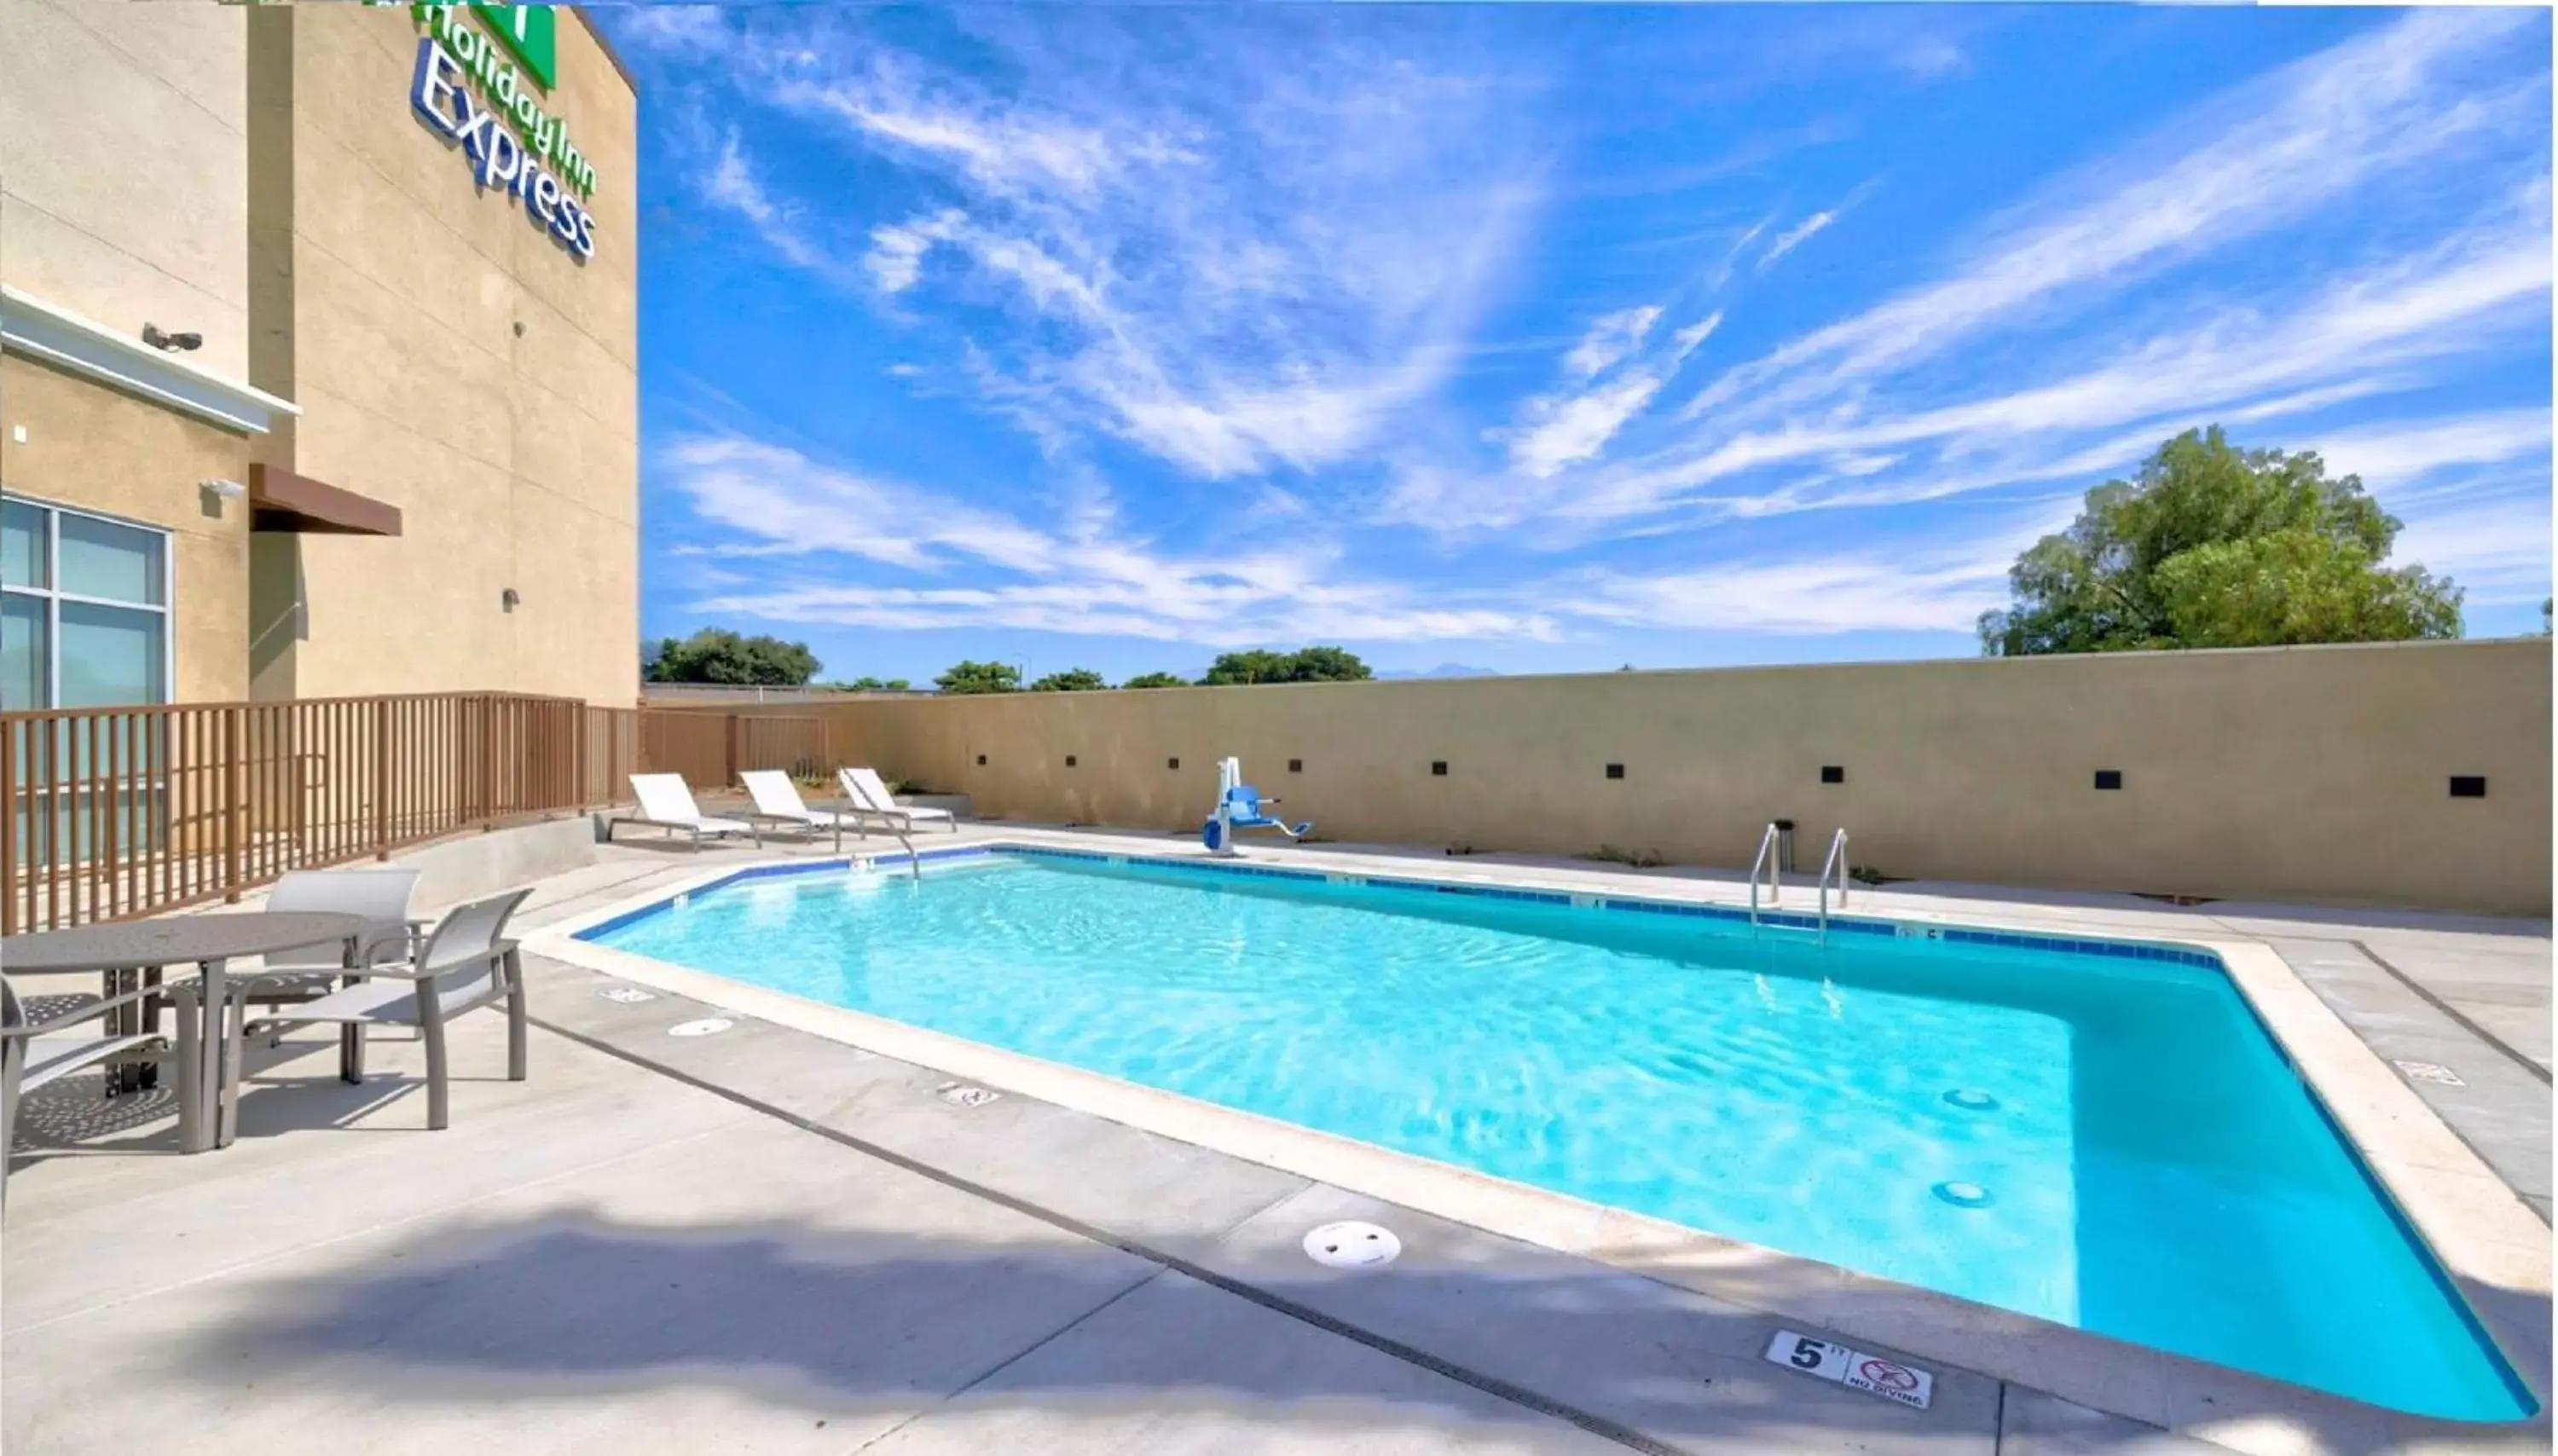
[{"x1": 2, "y1": 912, "x2": 368, "y2": 1153}]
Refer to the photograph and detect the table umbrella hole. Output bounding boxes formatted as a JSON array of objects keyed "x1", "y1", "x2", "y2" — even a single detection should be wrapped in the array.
[{"x1": 667, "y1": 1018, "x2": 733, "y2": 1038}]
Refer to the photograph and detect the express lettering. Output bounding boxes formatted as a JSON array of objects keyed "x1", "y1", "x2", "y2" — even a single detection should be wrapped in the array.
[{"x1": 411, "y1": 38, "x2": 598, "y2": 262}]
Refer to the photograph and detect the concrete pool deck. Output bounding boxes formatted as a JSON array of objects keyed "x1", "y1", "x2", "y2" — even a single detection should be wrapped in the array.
[{"x1": 4, "y1": 822, "x2": 2549, "y2": 1455}]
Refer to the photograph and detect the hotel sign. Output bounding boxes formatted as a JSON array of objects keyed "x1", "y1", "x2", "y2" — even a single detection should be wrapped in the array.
[
  {"x1": 471, "y1": 3, "x2": 556, "y2": 91},
  {"x1": 407, "y1": 4, "x2": 599, "y2": 262}
]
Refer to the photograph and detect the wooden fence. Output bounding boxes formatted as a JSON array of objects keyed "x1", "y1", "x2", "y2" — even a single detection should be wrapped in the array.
[{"x1": 2, "y1": 696, "x2": 835, "y2": 934}]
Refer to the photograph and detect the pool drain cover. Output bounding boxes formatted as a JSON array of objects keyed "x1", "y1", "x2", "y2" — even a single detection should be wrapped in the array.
[
  {"x1": 2392, "y1": 1060, "x2": 2466, "y2": 1087},
  {"x1": 1942, "y1": 1089, "x2": 1999, "y2": 1112},
  {"x1": 1932, "y1": 1181, "x2": 1993, "y2": 1209},
  {"x1": 1303, "y1": 1221, "x2": 1401, "y2": 1268},
  {"x1": 598, "y1": 987, "x2": 657, "y2": 1004},
  {"x1": 936, "y1": 1082, "x2": 1002, "y2": 1107},
  {"x1": 668, "y1": 1018, "x2": 733, "y2": 1038}
]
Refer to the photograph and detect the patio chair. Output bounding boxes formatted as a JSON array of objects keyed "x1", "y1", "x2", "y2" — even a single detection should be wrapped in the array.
[
  {"x1": 609, "y1": 773, "x2": 760, "y2": 850},
  {"x1": 238, "y1": 868, "x2": 426, "y2": 1028},
  {"x1": 228, "y1": 887, "x2": 532, "y2": 1135},
  {"x1": 838, "y1": 766, "x2": 958, "y2": 835},
  {"x1": 738, "y1": 770, "x2": 863, "y2": 850},
  {"x1": 3, "y1": 975, "x2": 199, "y2": 1216}
]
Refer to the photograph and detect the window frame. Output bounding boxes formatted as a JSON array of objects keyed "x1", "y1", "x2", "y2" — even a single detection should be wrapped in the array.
[{"x1": 0, "y1": 494, "x2": 177, "y2": 710}]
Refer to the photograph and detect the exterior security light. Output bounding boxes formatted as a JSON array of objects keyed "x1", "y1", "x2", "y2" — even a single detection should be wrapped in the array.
[
  {"x1": 142, "y1": 324, "x2": 203, "y2": 352},
  {"x1": 501, "y1": 587, "x2": 521, "y2": 612},
  {"x1": 200, "y1": 478, "x2": 247, "y2": 500}
]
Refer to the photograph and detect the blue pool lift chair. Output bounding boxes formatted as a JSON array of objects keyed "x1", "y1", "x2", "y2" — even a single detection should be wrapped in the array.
[{"x1": 1202, "y1": 757, "x2": 1312, "y2": 857}]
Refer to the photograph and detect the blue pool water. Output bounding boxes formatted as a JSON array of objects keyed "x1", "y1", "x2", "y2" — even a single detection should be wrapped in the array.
[{"x1": 591, "y1": 853, "x2": 2528, "y2": 1418}]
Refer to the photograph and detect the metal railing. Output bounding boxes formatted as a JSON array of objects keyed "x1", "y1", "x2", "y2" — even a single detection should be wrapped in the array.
[
  {"x1": 1748, "y1": 821, "x2": 1781, "y2": 927},
  {"x1": 1, "y1": 696, "x2": 854, "y2": 935},
  {"x1": 1817, "y1": 827, "x2": 1850, "y2": 941}
]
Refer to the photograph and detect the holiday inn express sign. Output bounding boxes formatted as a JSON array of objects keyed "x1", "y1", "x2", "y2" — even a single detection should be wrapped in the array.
[{"x1": 407, "y1": 3, "x2": 601, "y2": 262}]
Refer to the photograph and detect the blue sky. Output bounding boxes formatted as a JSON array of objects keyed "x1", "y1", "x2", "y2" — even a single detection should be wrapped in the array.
[{"x1": 603, "y1": 3, "x2": 2552, "y2": 685}]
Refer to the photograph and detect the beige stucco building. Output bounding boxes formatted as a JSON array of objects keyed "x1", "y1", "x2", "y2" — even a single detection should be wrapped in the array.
[{"x1": 1, "y1": 0, "x2": 639, "y2": 711}]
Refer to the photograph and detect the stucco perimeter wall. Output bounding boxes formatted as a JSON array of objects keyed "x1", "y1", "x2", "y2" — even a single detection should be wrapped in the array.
[{"x1": 784, "y1": 639, "x2": 2553, "y2": 916}]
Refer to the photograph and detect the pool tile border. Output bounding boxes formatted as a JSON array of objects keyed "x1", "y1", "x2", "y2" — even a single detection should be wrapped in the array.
[
  {"x1": 570, "y1": 842, "x2": 2221, "y2": 969},
  {"x1": 532, "y1": 833, "x2": 2551, "y2": 1455}
]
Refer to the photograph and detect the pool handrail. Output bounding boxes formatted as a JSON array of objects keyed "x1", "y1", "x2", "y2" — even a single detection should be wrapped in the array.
[
  {"x1": 1818, "y1": 827, "x2": 1850, "y2": 941},
  {"x1": 1749, "y1": 822, "x2": 1781, "y2": 927}
]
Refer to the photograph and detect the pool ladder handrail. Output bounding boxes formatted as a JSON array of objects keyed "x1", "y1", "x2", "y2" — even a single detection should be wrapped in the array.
[
  {"x1": 846, "y1": 793, "x2": 924, "y2": 881},
  {"x1": 1748, "y1": 822, "x2": 1781, "y2": 927},
  {"x1": 1817, "y1": 828, "x2": 1849, "y2": 941}
]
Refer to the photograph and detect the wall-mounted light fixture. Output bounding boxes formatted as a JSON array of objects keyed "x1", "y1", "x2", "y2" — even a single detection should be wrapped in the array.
[
  {"x1": 200, "y1": 478, "x2": 247, "y2": 500},
  {"x1": 142, "y1": 324, "x2": 203, "y2": 352},
  {"x1": 501, "y1": 587, "x2": 521, "y2": 613}
]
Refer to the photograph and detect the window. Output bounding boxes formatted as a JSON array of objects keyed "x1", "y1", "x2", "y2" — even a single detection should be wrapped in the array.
[{"x1": 1, "y1": 498, "x2": 171, "y2": 708}]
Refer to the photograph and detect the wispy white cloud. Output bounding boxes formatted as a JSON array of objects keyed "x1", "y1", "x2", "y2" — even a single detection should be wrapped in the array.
[
  {"x1": 1492, "y1": 304, "x2": 1728, "y2": 477},
  {"x1": 703, "y1": 135, "x2": 849, "y2": 282},
  {"x1": 1682, "y1": 9, "x2": 2538, "y2": 425},
  {"x1": 1564, "y1": 541, "x2": 2021, "y2": 636},
  {"x1": 665, "y1": 433, "x2": 1561, "y2": 645},
  {"x1": 613, "y1": 6, "x2": 728, "y2": 55},
  {"x1": 1755, "y1": 210, "x2": 1837, "y2": 272},
  {"x1": 1497, "y1": 372, "x2": 1670, "y2": 477},
  {"x1": 1563, "y1": 306, "x2": 1663, "y2": 380},
  {"x1": 703, "y1": 16, "x2": 1548, "y2": 482},
  {"x1": 1898, "y1": 38, "x2": 1968, "y2": 83},
  {"x1": 2392, "y1": 492, "x2": 2554, "y2": 604},
  {"x1": 2307, "y1": 408, "x2": 2551, "y2": 488}
]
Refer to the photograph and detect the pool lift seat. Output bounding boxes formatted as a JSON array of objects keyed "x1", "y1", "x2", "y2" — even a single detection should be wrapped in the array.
[{"x1": 1201, "y1": 758, "x2": 1311, "y2": 858}]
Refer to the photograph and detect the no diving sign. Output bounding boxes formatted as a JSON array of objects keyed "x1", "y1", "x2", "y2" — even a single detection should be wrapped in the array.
[{"x1": 1763, "y1": 1330, "x2": 1935, "y2": 1409}]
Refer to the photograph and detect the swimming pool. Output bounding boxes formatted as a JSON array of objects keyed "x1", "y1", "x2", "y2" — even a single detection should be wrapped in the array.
[{"x1": 582, "y1": 848, "x2": 2529, "y2": 1419}]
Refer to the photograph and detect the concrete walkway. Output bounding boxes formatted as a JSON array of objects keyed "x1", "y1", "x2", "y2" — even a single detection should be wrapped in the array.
[{"x1": 4, "y1": 824, "x2": 2542, "y2": 1454}]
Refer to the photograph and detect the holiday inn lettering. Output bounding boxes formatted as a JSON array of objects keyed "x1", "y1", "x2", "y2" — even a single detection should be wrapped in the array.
[{"x1": 409, "y1": 3, "x2": 602, "y2": 260}]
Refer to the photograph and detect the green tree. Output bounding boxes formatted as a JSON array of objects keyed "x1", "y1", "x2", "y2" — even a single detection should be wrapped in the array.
[
  {"x1": 1284, "y1": 645, "x2": 1373, "y2": 682},
  {"x1": 645, "y1": 629, "x2": 821, "y2": 685},
  {"x1": 1201, "y1": 646, "x2": 1373, "y2": 685},
  {"x1": 884, "y1": 678, "x2": 912, "y2": 691},
  {"x1": 1978, "y1": 426, "x2": 2463, "y2": 656},
  {"x1": 934, "y1": 660, "x2": 1021, "y2": 695},
  {"x1": 1030, "y1": 667, "x2": 1109, "y2": 692},
  {"x1": 1120, "y1": 671, "x2": 1189, "y2": 689}
]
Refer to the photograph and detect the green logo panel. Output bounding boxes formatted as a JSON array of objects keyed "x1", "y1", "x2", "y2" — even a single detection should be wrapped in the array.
[{"x1": 471, "y1": 4, "x2": 556, "y2": 91}]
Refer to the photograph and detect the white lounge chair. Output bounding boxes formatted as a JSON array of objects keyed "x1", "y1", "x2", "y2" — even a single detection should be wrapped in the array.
[
  {"x1": 610, "y1": 773, "x2": 760, "y2": 851},
  {"x1": 738, "y1": 769, "x2": 864, "y2": 850},
  {"x1": 838, "y1": 766, "x2": 958, "y2": 835},
  {"x1": 229, "y1": 887, "x2": 532, "y2": 1136}
]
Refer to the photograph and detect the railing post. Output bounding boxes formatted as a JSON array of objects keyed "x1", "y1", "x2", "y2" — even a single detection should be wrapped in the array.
[
  {"x1": 221, "y1": 706, "x2": 244, "y2": 903},
  {"x1": 0, "y1": 719, "x2": 17, "y2": 938},
  {"x1": 482, "y1": 696, "x2": 501, "y2": 832},
  {"x1": 725, "y1": 713, "x2": 740, "y2": 789},
  {"x1": 373, "y1": 698, "x2": 392, "y2": 858}
]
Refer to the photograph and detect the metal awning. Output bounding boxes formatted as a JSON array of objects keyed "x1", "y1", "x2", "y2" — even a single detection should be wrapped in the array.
[{"x1": 248, "y1": 464, "x2": 402, "y2": 536}]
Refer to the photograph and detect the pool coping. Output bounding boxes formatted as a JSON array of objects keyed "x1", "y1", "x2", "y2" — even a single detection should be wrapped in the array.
[{"x1": 524, "y1": 833, "x2": 2554, "y2": 1456}]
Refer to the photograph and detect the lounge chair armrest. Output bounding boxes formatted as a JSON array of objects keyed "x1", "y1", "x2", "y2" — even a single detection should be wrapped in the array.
[
  {"x1": 1, "y1": 983, "x2": 171, "y2": 1038},
  {"x1": 301, "y1": 941, "x2": 517, "y2": 985}
]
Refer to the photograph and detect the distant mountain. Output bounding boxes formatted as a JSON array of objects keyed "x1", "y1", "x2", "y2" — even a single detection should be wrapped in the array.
[{"x1": 1379, "y1": 663, "x2": 1498, "y2": 679}]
